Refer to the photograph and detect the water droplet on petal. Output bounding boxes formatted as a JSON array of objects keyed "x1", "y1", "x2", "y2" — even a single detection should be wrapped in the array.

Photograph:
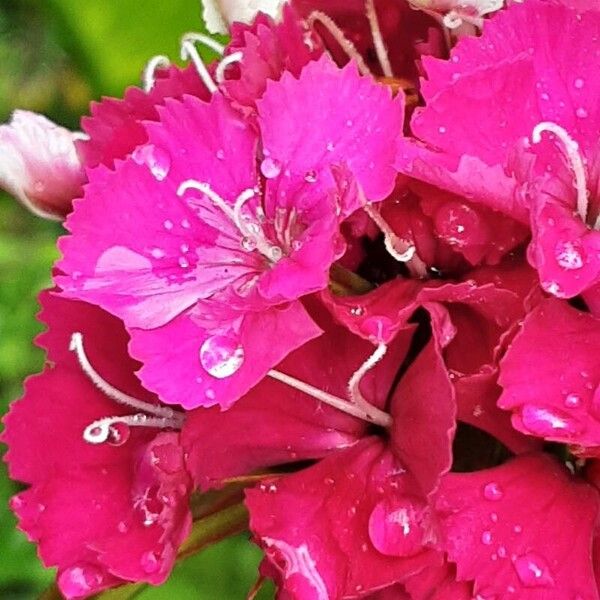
[
  {"x1": 268, "y1": 246, "x2": 283, "y2": 262},
  {"x1": 481, "y1": 530, "x2": 493, "y2": 545},
  {"x1": 368, "y1": 495, "x2": 429, "y2": 557},
  {"x1": 359, "y1": 316, "x2": 394, "y2": 343},
  {"x1": 513, "y1": 553, "x2": 555, "y2": 588},
  {"x1": 199, "y1": 335, "x2": 245, "y2": 379},
  {"x1": 350, "y1": 306, "x2": 365, "y2": 317},
  {"x1": 564, "y1": 393, "x2": 582, "y2": 408},
  {"x1": 106, "y1": 422, "x2": 131, "y2": 447},
  {"x1": 260, "y1": 157, "x2": 282, "y2": 179},
  {"x1": 576, "y1": 107, "x2": 588, "y2": 119},
  {"x1": 241, "y1": 236, "x2": 258, "y2": 252},
  {"x1": 483, "y1": 482, "x2": 504, "y2": 501},
  {"x1": 438, "y1": 126, "x2": 447, "y2": 134},
  {"x1": 132, "y1": 144, "x2": 171, "y2": 181},
  {"x1": 59, "y1": 565, "x2": 105, "y2": 597},
  {"x1": 117, "y1": 521, "x2": 128, "y2": 533},
  {"x1": 216, "y1": 149, "x2": 225, "y2": 160},
  {"x1": 163, "y1": 219, "x2": 174, "y2": 231},
  {"x1": 555, "y1": 241, "x2": 585, "y2": 270},
  {"x1": 574, "y1": 78, "x2": 585, "y2": 89},
  {"x1": 141, "y1": 551, "x2": 161, "y2": 574},
  {"x1": 326, "y1": 141, "x2": 335, "y2": 152},
  {"x1": 150, "y1": 247, "x2": 166, "y2": 259},
  {"x1": 304, "y1": 170, "x2": 318, "y2": 183},
  {"x1": 520, "y1": 404, "x2": 583, "y2": 438}
]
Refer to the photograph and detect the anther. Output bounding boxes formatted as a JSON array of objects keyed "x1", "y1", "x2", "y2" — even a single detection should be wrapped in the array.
[
  {"x1": 180, "y1": 33, "x2": 221, "y2": 94},
  {"x1": 365, "y1": 0, "x2": 393, "y2": 77},
  {"x1": 364, "y1": 204, "x2": 428, "y2": 277},
  {"x1": 307, "y1": 11, "x2": 372, "y2": 77},
  {"x1": 216, "y1": 51, "x2": 243, "y2": 83},
  {"x1": 177, "y1": 180, "x2": 284, "y2": 261},
  {"x1": 70, "y1": 332, "x2": 180, "y2": 420},
  {"x1": 532, "y1": 122, "x2": 589, "y2": 224},
  {"x1": 142, "y1": 55, "x2": 171, "y2": 93},
  {"x1": 83, "y1": 414, "x2": 182, "y2": 445},
  {"x1": 268, "y1": 369, "x2": 392, "y2": 427}
]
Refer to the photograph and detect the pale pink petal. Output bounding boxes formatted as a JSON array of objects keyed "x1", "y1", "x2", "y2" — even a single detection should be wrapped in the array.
[{"x1": 0, "y1": 110, "x2": 85, "y2": 219}]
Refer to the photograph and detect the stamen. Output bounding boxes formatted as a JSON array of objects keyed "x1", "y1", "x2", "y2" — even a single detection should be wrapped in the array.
[
  {"x1": 364, "y1": 204, "x2": 429, "y2": 277},
  {"x1": 365, "y1": 0, "x2": 393, "y2": 77},
  {"x1": 182, "y1": 32, "x2": 225, "y2": 56},
  {"x1": 532, "y1": 122, "x2": 589, "y2": 223},
  {"x1": 178, "y1": 180, "x2": 237, "y2": 222},
  {"x1": 268, "y1": 369, "x2": 392, "y2": 427},
  {"x1": 83, "y1": 414, "x2": 181, "y2": 445},
  {"x1": 69, "y1": 332, "x2": 179, "y2": 420},
  {"x1": 307, "y1": 11, "x2": 372, "y2": 77},
  {"x1": 180, "y1": 33, "x2": 220, "y2": 94},
  {"x1": 348, "y1": 342, "x2": 387, "y2": 407},
  {"x1": 177, "y1": 180, "x2": 283, "y2": 261},
  {"x1": 142, "y1": 55, "x2": 171, "y2": 93},
  {"x1": 216, "y1": 51, "x2": 243, "y2": 83}
]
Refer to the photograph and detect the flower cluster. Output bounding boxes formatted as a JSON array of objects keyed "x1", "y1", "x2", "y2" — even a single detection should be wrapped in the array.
[{"x1": 2, "y1": 0, "x2": 600, "y2": 598}]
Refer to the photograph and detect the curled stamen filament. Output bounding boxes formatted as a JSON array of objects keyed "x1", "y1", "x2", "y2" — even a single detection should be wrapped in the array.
[
  {"x1": 307, "y1": 11, "x2": 372, "y2": 77},
  {"x1": 142, "y1": 55, "x2": 171, "y2": 93},
  {"x1": 532, "y1": 121, "x2": 589, "y2": 223},
  {"x1": 180, "y1": 33, "x2": 221, "y2": 94},
  {"x1": 216, "y1": 51, "x2": 243, "y2": 83},
  {"x1": 364, "y1": 204, "x2": 428, "y2": 277},
  {"x1": 365, "y1": 0, "x2": 393, "y2": 77},
  {"x1": 70, "y1": 332, "x2": 179, "y2": 420},
  {"x1": 177, "y1": 180, "x2": 283, "y2": 260},
  {"x1": 83, "y1": 414, "x2": 182, "y2": 445},
  {"x1": 348, "y1": 342, "x2": 388, "y2": 409},
  {"x1": 268, "y1": 368, "x2": 392, "y2": 428}
]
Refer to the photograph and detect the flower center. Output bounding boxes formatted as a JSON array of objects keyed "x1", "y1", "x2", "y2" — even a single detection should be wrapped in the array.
[
  {"x1": 69, "y1": 332, "x2": 184, "y2": 444},
  {"x1": 177, "y1": 179, "x2": 284, "y2": 262},
  {"x1": 531, "y1": 121, "x2": 593, "y2": 227},
  {"x1": 268, "y1": 342, "x2": 393, "y2": 428}
]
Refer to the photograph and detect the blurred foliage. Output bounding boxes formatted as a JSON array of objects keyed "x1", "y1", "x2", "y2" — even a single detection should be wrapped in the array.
[{"x1": 0, "y1": 1, "x2": 268, "y2": 598}]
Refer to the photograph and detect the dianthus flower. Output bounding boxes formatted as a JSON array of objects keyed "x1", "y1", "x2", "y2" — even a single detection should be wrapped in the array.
[
  {"x1": 397, "y1": 0, "x2": 600, "y2": 307},
  {"x1": 2, "y1": 292, "x2": 192, "y2": 598},
  {"x1": 56, "y1": 52, "x2": 402, "y2": 410}
]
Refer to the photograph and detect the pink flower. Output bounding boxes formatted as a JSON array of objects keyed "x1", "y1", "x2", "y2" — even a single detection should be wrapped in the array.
[
  {"x1": 2, "y1": 292, "x2": 192, "y2": 598},
  {"x1": 499, "y1": 298, "x2": 600, "y2": 451},
  {"x1": 0, "y1": 110, "x2": 85, "y2": 219},
  {"x1": 244, "y1": 331, "x2": 457, "y2": 598},
  {"x1": 435, "y1": 454, "x2": 600, "y2": 598},
  {"x1": 56, "y1": 55, "x2": 403, "y2": 410},
  {"x1": 397, "y1": 0, "x2": 600, "y2": 301}
]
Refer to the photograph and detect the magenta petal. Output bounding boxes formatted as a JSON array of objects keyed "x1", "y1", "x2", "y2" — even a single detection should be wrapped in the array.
[
  {"x1": 258, "y1": 55, "x2": 403, "y2": 210},
  {"x1": 403, "y1": 559, "x2": 472, "y2": 600},
  {"x1": 57, "y1": 94, "x2": 259, "y2": 329},
  {"x1": 498, "y1": 298, "x2": 600, "y2": 448},
  {"x1": 79, "y1": 65, "x2": 209, "y2": 169},
  {"x1": 223, "y1": 6, "x2": 323, "y2": 114},
  {"x1": 130, "y1": 300, "x2": 322, "y2": 409},
  {"x1": 2, "y1": 293, "x2": 192, "y2": 597},
  {"x1": 247, "y1": 438, "x2": 439, "y2": 599},
  {"x1": 391, "y1": 339, "x2": 455, "y2": 497},
  {"x1": 436, "y1": 454, "x2": 599, "y2": 598}
]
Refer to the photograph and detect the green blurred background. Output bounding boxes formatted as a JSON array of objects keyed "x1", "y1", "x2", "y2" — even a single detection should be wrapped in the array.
[{"x1": 0, "y1": 1, "x2": 267, "y2": 597}]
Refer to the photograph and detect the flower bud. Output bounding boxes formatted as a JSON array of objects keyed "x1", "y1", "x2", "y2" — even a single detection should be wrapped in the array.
[
  {"x1": 0, "y1": 110, "x2": 85, "y2": 220},
  {"x1": 202, "y1": 0, "x2": 286, "y2": 34}
]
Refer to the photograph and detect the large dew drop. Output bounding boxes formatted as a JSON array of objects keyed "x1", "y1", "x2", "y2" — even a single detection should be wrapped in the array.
[
  {"x1": 58, "y1": 564, "x2": 105, "y2": 597},
  {"x1": 260, "y1": 157, "x2": 282, "y2": 179},
  {"x1": 368, "y1": 495, "x2": 429, "y2": 557},
  {"x1": 199, "y1": 335, "x2": 245, "y2": 379},
  {"x1": 513, "y1": 552, "x2": 555, "y2": 588},
  {"x1": 132, "y1": 144, "x2": 171, "y2": 181}
]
